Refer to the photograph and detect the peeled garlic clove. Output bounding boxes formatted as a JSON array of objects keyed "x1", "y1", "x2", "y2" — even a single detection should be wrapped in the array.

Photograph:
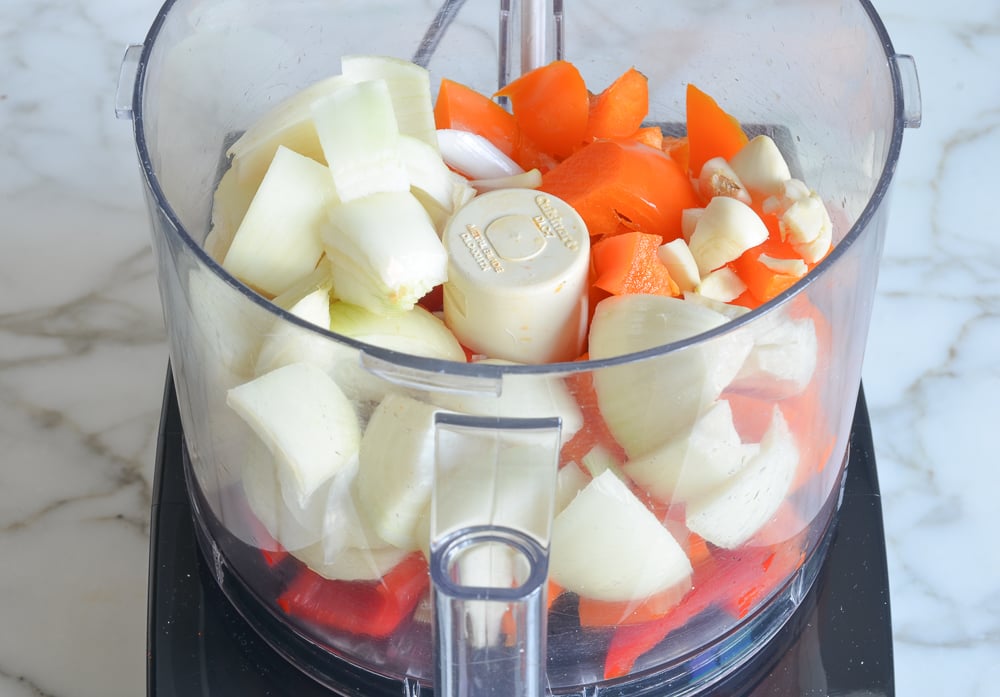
[
  {"x1": 759, "y1": 254, "x2": 808, "y2": 278},
  {"x1": 681, "y1": 290, "x2": 751, "y2": 321},
  {"x1": 695, "y1": 266, "x2": 747, "y2": 302},
  {"x1": 789, "y1": 205, "x2": 833, "y2": 263},
  {"x1": 688, "y1": 196, "x2": 769, "y2": 276},
  {"x1": 761, "y1": 179, "x2": 834, "y2": 263},
  {"x1": 728, "y1": 135, "x2": 792, "y2": 199},
  {"x1": 657, "y1": 238, "x2": 701, "y2": 292},
  {"x1": 781, "y1": 193, "x2": 831, "y2": 245}
]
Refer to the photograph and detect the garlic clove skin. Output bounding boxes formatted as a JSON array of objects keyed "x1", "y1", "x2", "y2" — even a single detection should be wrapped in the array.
[{"x1": 697, "y1": 156, "x2": 752, "y2": 205}]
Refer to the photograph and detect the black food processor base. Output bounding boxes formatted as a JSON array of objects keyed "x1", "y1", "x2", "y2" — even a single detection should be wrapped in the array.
[{"x1": 147, "y1": 376, "x2": 894, "y2": 696}]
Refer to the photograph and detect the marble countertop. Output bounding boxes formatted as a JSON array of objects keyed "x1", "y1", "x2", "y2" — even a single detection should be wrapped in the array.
[{"x1": 1, "y1": 0, "x2": 996, "y2": 695}]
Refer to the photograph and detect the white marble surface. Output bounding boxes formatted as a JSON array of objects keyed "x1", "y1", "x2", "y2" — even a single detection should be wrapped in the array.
[{"x1": 0, "y1": 1, "x2": 996, "y2": 695}]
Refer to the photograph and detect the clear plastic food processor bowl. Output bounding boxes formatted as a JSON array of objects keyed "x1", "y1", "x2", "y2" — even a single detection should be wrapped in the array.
[{"x1": 118, "y1": 1, "x2": 919, "y2": 695}]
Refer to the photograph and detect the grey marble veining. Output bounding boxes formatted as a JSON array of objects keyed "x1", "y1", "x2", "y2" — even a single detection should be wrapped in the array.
[{"x1": 0, "y1": 0, "x2": 997, "y2": 696}]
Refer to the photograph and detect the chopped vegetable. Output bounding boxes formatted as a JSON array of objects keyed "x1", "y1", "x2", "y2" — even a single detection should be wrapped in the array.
[
  {"x1": 238, "y1": 495, "x2": 290, "y2": 568},
  {"x1": 731, "y1": 253, "x2": 804, "y2": 304},
  {"x1": 728, "y1": 134, "x2": 792, "y2": 200},
  {"x1": 695, "y1": 266, "x2": 747, "y2": 302},
  {"x1": 468, "y1": 168, "x2": 543, "y2": 193},
  {"x1": 730, "y1": 312, "x2": 818, "y2": 399},
  {"x1": 495, "y1": 60, "x2": 590, "y2": 160},
  {"x1": 631, "y1": 125, "x2": 664, "y2": 150},
  {"x1": 255, "y1": 285, "x2": 334, "y2": 377},
  {"x1": 555, "y1": 461, "x2": 590, "y2": 513},
  {"x1": 622, "y1": 399, "x2": 744, "y2": 504},
  {"x1": 762, "y1": 179, "x2": 834, "y2": 263},
  {"x1": 591, "y1": 231, "x2": 679, "y2": 297},
  {"x1": 686, "y1": 407, "x2": 799, "y2": 549},
  {"x1": 355, "y1": 394, "x2": 441, "y2": 550},
  {"x1": 578, "y1": 584, "x2": 690, "y2": 628},
  {"x1": 398, "y1": 134, "x2": 474, "y2": 218},
  {"x1": 729, "y1": 222, "x2": 811, "y2": 304},
  {"x1": 688, "y1": 196, "x2": 770, "y2": 276},
  {"x1": 434, "y1": 77, "x2": 520, "y2": 158},
  {"x1": 295, "y1": 543, "x2": 413, "y2": 583},
  {"x1": 696, "y1": 156, "x2": 751, "y2": 205},
  {"x1": 584, "y1": 67, "x2": 649, "y2": 142},
  {"x1": 434, "y1": 76, "x2": 558, "y2": 170},
  {"x1": 588, "y1": 294, "x2": 754, "y2": 459},
  {"x1": 540, "y1": 138, "x2": 699, "y2": 242},
  {"x1": 221, "y1": 146, "x2": 336, "y2": 297},
  {"x1": 661, "y1": 135, "x2": 691, "y2": 173},
  {"x1": 340, "y1": 54, "x2": 437, "y2": 147},
  {"x1": 549, "y1": 470, "x2": 693, "y2": 602},
  {"x1": 602, "y1": 583, "x2": 709, "y2": 679},
  {"x1": 277, "y1": 552, "x2": 428, "y2": 638},
  {"x1": 436, "y1": 128, "x2": 524, "y2": 179},
  {"x1": 714, "y1": 541, "x2": 806, "y2": 619},
  {"x1": 579, "y1": 443, "x2": 625, "y2": 481},
  {"x1": 322, "y1": 190, "x2": 447, "y2": 313},
  {"x1": 327, "y1": 300, "x2": 467, "y2": 363},
  {"x1": 602, "y1": 535, "x2": 805, "y2": 679},
  {"x1": 680, "y1": 207, "x2": 704, "y2": 242},
  {"x1": 226, "y1": 362, "x2": 361, "y2": 509},
  {"x1": 227, "y1": 74, "x2": 353, "y2": 191},
  {"x1": 685, "y1": 83, "x2": 749, "y2": 176},
  {"x1": 312, "y1": 79, "x2": 410, "y2": 202},
  {"x1": 657, "y1": 238, "x2": 701, "y2": 292}
]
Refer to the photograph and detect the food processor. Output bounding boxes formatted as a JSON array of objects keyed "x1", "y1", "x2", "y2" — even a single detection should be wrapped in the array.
[{"x1": 117, "y1": 1, "x2": 921, "y2": 695}]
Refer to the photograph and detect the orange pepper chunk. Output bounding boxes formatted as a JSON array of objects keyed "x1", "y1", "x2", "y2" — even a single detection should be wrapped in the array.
[
  {"x1": 495, "y1": 60, "x2": 590, "y2": 160},
  {"x1": 435, "y1": 78, "x2": 520, "y2": 158},
  {"x1": 540, "y1": 138, "x2": 699, "y2": 242},
  {"x1": 591, "y1": 231, "x2": 679, "y2": 297},
  {"x1": 585, "y1": 66, "x2": 649, "y2": 142},
  {"x1": 685, "y1": 83, "x2": 749, "y2": 176}
]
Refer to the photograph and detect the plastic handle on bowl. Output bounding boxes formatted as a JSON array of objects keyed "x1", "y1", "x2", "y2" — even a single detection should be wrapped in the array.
[
  {"x1": 892, "y1": 54, "x2": 922, "y2": 128},
  {"x1": 431, "y1": 526, "x2": 549, "y2": 697},
  {"x1": 430, "y1": 412, "x2": 560, "y2": 697},
  {"x1": 115, "y1": 44, "x2": 143, "y2": 120}
]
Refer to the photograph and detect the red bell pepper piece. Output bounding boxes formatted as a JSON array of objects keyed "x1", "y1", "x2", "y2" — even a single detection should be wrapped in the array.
[
  {"x1": 716, "y1": 542, "x2": 806, "y2": 619},
  {"x1": 603, "y1": 537, "x2": 806, "y2": 680},
  {"x1": 603, "y1": 580, "x2": 712, "y2": 680},
  {"x1": 277, "y1": 552, "x2": 429, "y2": 638}
]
